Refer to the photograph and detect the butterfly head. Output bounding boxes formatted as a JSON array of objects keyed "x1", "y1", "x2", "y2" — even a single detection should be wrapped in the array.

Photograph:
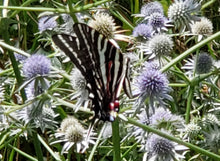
[{"x1": 108, "y1": 100, "x2": 120, "y2": 122}]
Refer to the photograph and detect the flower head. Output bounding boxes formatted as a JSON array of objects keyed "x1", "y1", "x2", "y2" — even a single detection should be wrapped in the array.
[
  {"x1": 135, "y1": 62, "x2": 172, "y2": 108},
  {"x1": 52, "y1": 116, "x2": 96, "y2": 153},
  {"x1": 168, "y1": 0, "x2": 201, "y2": 31},
  {"x1": 133, "y1": 24, "x2": 153, "y2": 40},
  {"x1": 149, "y1": 107, "x2": 184, "y2": 129},
  {"x1": 191, "y1": 17, "x2": 213, "y2": 35},
  {"x1": 140, "y1": 2, "x2": 164, "y2": 17},
  {"x1": 195, "y1": 52, "x2": 213, "y2": 74},
  {"x1": 88, "y1": 12, "x2": 116, "y2": 39},
  {"x1": 203, "y1": 125, "x2": 220, "y2": 153},
  {"x1": 143, "y1": 34, "x2": 174, "y2": 60},
  {"x1": 182, "y1": 122, "x2": 201, "y2": 140},
  {"x1": 148, "y1": 12, "x2": 172, "y2": 32},
  {"x1": 38, "y1": 15, "x2": 58, "y2": 33},
  {"x1": 70, "y1": 68, "x2": 89, "y2": 112},
  {"x1": 144, "y1": 132, "x2": 188, "y2": 161},
  {"x1": 23, "y1": 54, "x2": 51, "y2": 78}
]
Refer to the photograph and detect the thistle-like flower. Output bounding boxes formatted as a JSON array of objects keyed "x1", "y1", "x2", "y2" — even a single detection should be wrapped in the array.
[
  {"x1": 191, "y1": 17, "x2": 213, "y2": 41},
  {"x1": 38, "y1": 15, "x2": 58, "y2": 33},
  {"x1": 52, "y1": 116, "x2": 96, "y2": 153},
  {"x1": 142, "y1": 34, "x2": 174, "y2": 60},
  {"x1": 138, "y1": 2, "x2": 164, "y2": 18},
  {"x1": 133, "y1": 24, "x2": 153, "y2": 41},
  {"x1": 70, "y1": 68, "x2": 89, "y2": 111},
  {"x1": 88, "y1": 12, "x2": 132, "y2": 43},
  {"x1": 135, "y1": 62, "x2": 172, "y2": 110},
  {"x1": 195, "y1": 52, "x2": 213, "y2": 74},
  {"x1": 149, "y1": 107, "x2": 184, "y2": 130},
  {"x1": 182, "y1": 122, "x2": 201, "y2": 140},
  {"x1": 147, "y1": 12, "x2": 172, "y2": 32},
  {"x1": 143, "y1": 132, "x2": 188, "y2": 161},
  {"x1": 23, "y1": 54, "x2": 51, "y2": 78},
  {"x1": 203, "y1": 125, "x2": 220, "y2": 154},
  {"x1": 168, "y1": 0, "x2": 201, "y2": 31},
  {"x1": 88, "y1": 12, "x2": 116, "y2": 39},
  {"x1": 202, "y1": 113, "x2": 220, "y2": 128}
]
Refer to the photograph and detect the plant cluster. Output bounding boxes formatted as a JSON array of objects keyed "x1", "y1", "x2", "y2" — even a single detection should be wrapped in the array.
[{"x1": 0, "y1": 0, "x2": 220, "y2": 161}]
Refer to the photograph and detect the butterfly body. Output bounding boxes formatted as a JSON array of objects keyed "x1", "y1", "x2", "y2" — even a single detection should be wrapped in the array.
[{"x1": 52, "y1": 23, "x2": 132, "y2": 121}]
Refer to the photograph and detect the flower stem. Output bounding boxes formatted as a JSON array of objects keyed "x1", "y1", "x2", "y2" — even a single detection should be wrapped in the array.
[
  {"x1": 185, "y1": 86, "x2": 194, "y2": 124},
  {"x1": 112, "y1": 118, "x2": 121, "y2": 161},
  {"x1": 161, "y1": 31, "x2": 220, "y2": 73},
  {"x1": 119, "y1": 115, "x2": 220, "y2": 160},
  {"x1": 32, "y1": 132, "x2": 43, "y2": 161}
]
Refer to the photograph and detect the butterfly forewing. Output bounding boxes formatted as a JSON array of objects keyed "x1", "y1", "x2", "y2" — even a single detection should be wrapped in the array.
[{"x1": 52, "y1": 23, "x2": 131, "y2": 121}]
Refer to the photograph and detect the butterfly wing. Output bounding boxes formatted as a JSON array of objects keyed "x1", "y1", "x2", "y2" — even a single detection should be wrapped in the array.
[{"x1": 52, "y1": 23, "x2": 131, "y2": 121}]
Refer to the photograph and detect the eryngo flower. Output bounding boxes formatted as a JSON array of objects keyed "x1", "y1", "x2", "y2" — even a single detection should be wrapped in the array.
[
  {"x1": 202, "y1": 113, "x2": 220, "y2": 128},
  {"x1": 203, "y1": 125, "x2": 220, "y2": 154},
  {"x1": 144, "y1": 132, "x2": 188, "y2": 161},
  {"x1": 23, "y1": 54, "x2": 51, "y2": 78},
  {"x1": 133, "y1": 24, "x2": 153, "y2": 40},
  {"x1": 142, "y1": 34, "x2": 173, "y2": 59},
  {"x1": 182, "y1": 122, "x2": 201, "y2": 140},
  {"x1": 135, "y1": 62, "x2": 172, "y2": 109},
  {"x1": 195, "y1": 52, "x2": 213, "y2": 74},
  {"x1": 18, "y1": 100, "x2": 57, "y2": 132},
  {"x1": 149, "y1": 107, "x2": 184, "y2": 129},
  {"x1": 52, "y1": 116, "x2": 96, "y2": 153},
  {"x1": 191, "y1": 17, "x2": 213, "y2": 36},
  {"x1": 138, "y1": 2, "x2": 164, "y2": 18},
  {"x1": 147, "y1": 12, "x2": 172, "y2": 32},
  {"x1": 168, "y1": 0, "x2": 201, "y2": 31},
  {"x1": 38, "y1": 15, "x2": 58, "y2": 33},
  {"x1": 88, "y1": 12, "x2": 116, "y2": 39},
  {"x1": 70, "y1": 68, "x2": 89, "y2": 112}
]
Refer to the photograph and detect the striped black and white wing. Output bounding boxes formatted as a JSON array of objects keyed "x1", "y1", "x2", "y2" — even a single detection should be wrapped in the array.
[{"x1": 52, "y1": 23, "x2": 132, "y2": 121}]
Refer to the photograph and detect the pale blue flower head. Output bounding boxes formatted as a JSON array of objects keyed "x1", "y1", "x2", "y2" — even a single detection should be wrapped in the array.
[
  {"x1": 168, "y1": 0, "x2": 201, "y2": 31},
  {"x1": 133, "y1": 24, "x2": 153, "y2": 40},
  {"x1": 144, "y1": 132, "x2": 188, "y2": 161},
  {"x1": 148, "y1": 12, "x2": 172, "y2": 32},
  {"x1": 23, "y1": 54, "x2": 51, "y2": 78},
  {"x1": 141, "y1": 2, "x2": 164, "y2": 17},
  {"x1": 38, "y1": 15, "x2": 58, "y2": 33},
  {"x1": 195, "y1": 52, "x2": 213, "y2": 74},
  {"x1": 135, "y1": 62, "x2": 172, "y2": 108}
]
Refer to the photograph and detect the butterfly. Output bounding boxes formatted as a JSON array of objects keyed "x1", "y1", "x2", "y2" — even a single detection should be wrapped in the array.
[{"x1": 52, "y1": 23, "x2": 132, "y2": 122}]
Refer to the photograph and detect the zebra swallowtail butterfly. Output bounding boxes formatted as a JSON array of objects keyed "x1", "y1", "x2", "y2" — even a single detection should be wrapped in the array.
[{"x1": 52, "y1": 23, "x2": 132, "y2": 122}]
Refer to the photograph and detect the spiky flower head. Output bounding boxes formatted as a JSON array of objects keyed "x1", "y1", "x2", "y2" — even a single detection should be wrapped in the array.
[
  {"x1": 148, "y1": 12, "x2": 172, "y2": 32},
  {"x1": 140, "y1": 2, "x2": 164, "y2": 17},
  {"x1": 149, "y1": 107, "x2": 184, "y2": 129},
  {"x1": 182, "y1": 122, "x2": 201, "y2": 140},
  {"x1": 191, "y1": 17, "x2": 213, "y2": 35},
  {"x1": 38, "y1": 15, "x2": 58, "y2": 33},
  {"x1": 144, "y1": 34, "x2": 173, "y2": 59},
  {"x1": 168, "y1": 0, "x2": 201, "y2": 31},
  {"x1": 52, "y1": 116, "x2": 96, "y2": 153},
  {"x1": 195, "y1": 52, "x2": 213, "y2": 74},
  {"x1": 144, "y1": 132, "x2": 188, "y2": 161},
  {"x1": 202, "y1": 113, "x2": 220, "y2": 128},
  {"x1": 203, "y1": 125, "x2": 220, "y2": 153},
  {"x1": 70, "y1": 68, "x2": 89, "y2": 112},
  {"x1": 135, "y1": 62, "x2": 172, "y2": 108},
  {"x1": 133, "y1": 24, "x2": 153, "y2": 40},
  {"x1": 23, "y1": 54, "x2": 51, "y2": 78},
  {"x1": 88, "y1": 12, "x2": 116, "y2": 39}
]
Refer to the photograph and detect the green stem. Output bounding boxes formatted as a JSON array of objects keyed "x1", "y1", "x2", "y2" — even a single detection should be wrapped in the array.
[
  {"x1": 37, "y1": 134, "x2": 61, "y2": 161},
  {"x1": 119, "y1": 115, "x2": 220, "y2": 160},
  {"x1": 88, "y1": 124, "x2": 106, "y2": 161},
  {"x1": 112, "y1": 118, "x2": 121, "y2": 161},
  {"x1": 161, "y1": 31, "x2": 220, "y2": 73},
  {"x1": 185, "y1": 87, "x2": 194, "y2": 124},
  {"x1": 32, "y1": 132, "x2": 43, "y2": 161},
  {"x1": 201, "y1": 0, "x2": 217, "y2": 10},
  {"x1": 121, "y1": 142, "x2": 139, "y2": 159},
  {"x1": 169, "y1": 83, "x2": 187, "y2": 87},
  {"x1": 0, "y1": 0, "x2": 110, "y2": 13},
  {"x1": 8, "y1": 144, "x2": 37, "y2": 161}
]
